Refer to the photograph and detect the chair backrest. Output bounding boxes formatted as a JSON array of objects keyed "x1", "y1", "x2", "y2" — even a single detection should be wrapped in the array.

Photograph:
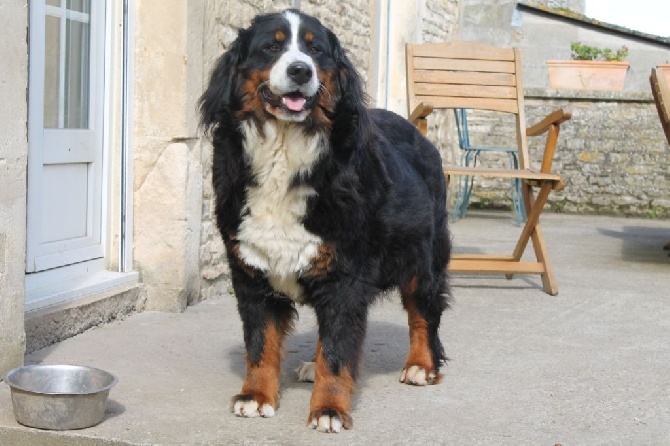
[
  {"x1": 650, "y1": 68, "x2": 670, "y2": 144},
  {"x1": 406, "y1": 41, "x2": 530, "y2": 168}
]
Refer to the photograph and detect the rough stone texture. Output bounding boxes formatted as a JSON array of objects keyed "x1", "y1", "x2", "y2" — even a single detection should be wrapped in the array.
[
  {"x1": 528, "y1": 92, "x2": 670, "y2": 218},
  {"x1": 133, "y1": 0, "x2": 204, "y2": 311},
  {"x1": 458, "y1": 89, "x2": 670, "y2": 218},
  {"x1": 0, "y1": 1, "x2": 28, "y2": 376},
  {"x1": 24, "y1": 286, "x2": 146, "y2": 354},
  {"x1": 134, "y1": 143, "x2": 202, "y2": 311},
  {"x1": 544, "y1": 0, "x2": 584, "y2": 12}
]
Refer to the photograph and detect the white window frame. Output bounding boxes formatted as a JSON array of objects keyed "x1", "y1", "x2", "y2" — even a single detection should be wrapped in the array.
[{"x1": 26, "y1": 0, "x2": 105, "y2": 272}]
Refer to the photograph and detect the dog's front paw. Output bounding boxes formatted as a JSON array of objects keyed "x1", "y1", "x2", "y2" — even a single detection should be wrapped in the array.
[
  {"x1": 296, "y1": 361, "x2": 316, "y2": 382},
  {"x1": 308, "y1": 408, "x2": 352, "y2": 433},
  {"x1": 399, "y1": 365, "x2": 442, "y2": 386},
  {"x1": 231, "y1": 394, "x2": 276, "y2": 418}
]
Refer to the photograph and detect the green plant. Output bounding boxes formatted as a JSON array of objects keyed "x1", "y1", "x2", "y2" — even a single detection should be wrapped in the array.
[
  {"x1": 552, "y1": 200, "x2": 566, "y2": 214},
  {"x1": 570, "y1": 42, "x2": 629, "y2": 62}
]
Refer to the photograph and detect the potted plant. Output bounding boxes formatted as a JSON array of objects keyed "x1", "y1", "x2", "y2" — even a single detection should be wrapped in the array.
[{"x1": 546, "y1": 42, "x2": 630, "y2": 91}]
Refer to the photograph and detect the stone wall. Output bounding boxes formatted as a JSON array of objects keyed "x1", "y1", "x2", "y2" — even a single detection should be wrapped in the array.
[
  {"x1": 133, "y1": 0, "x2": 204, "y2": 311},
  {"x1": 0, "y1": 1, "x2": 27, "y2": 375},
  {"x1": 459, "y1": 90, "x2": 670, "y2": 218}
]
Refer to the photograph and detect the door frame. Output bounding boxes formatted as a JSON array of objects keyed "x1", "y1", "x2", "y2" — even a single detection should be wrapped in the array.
[{"x1": 25, "y1": 0, "x2": 137, "y2": 313}]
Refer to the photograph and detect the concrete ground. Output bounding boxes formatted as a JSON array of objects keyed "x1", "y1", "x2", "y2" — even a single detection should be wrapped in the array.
[{"x1": 1, "y1": 211, "x2": 669, "y2": 445}]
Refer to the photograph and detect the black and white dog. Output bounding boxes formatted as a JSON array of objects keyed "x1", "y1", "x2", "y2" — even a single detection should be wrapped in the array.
[{"x1": 199, "y1": 9, "x2": 451, "y2": 433}]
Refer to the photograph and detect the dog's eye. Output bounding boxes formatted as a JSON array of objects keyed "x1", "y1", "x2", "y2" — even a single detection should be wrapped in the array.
[
  {"x1": 265, "y1": 43, "x2": 281, "y2": 53},
  {"x1": 309, "y1": 46, "x2": 322, "y2": 55}
]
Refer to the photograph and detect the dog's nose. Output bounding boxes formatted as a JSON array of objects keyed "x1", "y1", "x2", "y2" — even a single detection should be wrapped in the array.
[{"x1": 286, "y1": 61, "x2": 313, "y2": 85}]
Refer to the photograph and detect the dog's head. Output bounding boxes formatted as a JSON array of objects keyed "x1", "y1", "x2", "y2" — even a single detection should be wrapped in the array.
[{"x1": 200, "y1": 9, "x2": 367, "y2": 133}]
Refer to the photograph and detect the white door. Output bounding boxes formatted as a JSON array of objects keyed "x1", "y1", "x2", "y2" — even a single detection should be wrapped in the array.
[{"x1": 26, "y1": 0, "x2": 106, "y2": 273}]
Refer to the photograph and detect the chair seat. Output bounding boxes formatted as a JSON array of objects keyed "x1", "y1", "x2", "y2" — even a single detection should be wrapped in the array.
[
  {"x1": 461, "y1": 145, "x2": 518, "y2": 153},
  {"x1": 445, "y1": 166, "x2": 562, "y2": 183}
]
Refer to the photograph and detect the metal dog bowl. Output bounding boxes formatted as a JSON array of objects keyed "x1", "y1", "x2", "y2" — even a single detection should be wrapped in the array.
[{"x1": 4, "y1": 364, "x2": 117, "y2": 430}]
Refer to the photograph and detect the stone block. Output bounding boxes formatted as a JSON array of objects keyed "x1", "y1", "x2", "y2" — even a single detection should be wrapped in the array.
[{"x1": 135, "y1": 143, "x2": 202, "y2": 311}]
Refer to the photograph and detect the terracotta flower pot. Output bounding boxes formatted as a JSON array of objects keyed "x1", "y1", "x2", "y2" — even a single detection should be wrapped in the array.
[
  {"x1": 657, "y1": 64, "x2": 670, "y2": 86},
  {"x1": 546, "y1": 60, "x2": 629, "y2": 91}
]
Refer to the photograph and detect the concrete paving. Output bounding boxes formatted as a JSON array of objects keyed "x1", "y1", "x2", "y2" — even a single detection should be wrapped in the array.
[{"x1": 1, "y1": 211, "x2": 669, "y2": 445}]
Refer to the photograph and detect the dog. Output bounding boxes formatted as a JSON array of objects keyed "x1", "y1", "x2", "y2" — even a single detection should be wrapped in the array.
[{"x1": 199, "y1": 9, "x2": 451, "y2": 433}]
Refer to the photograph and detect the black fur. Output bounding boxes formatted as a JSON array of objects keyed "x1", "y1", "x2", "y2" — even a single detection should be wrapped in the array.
[{"x1": 199, "y1": 9, "x2": 451, "y2": 427}]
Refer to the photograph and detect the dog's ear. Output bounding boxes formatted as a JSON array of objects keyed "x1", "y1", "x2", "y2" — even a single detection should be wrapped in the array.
[
  {"x1": 198, "y1": 34, "x2": 246, "y2": 134},
  {"x1": 328, "y1": 30, "x2": 368, "y2": 114},
  {"x1": 328, "y1": 29, "x2": 374, "y2": 145}
]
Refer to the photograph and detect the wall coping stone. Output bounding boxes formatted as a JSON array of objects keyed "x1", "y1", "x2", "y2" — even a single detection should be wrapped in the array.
[{"x1": 525, "y1": 88, "x2": 653, "y2": 103}]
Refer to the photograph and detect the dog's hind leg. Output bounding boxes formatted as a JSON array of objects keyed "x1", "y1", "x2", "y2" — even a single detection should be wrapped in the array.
[
  {"x1": 399, "y1": 272, "x2": 448, "y2": 386},
  {"x1": 230, "y1": 273, "x2": 297, "y2": 418},
  {"x1": 295, "y1": 354, "x2": 316, "y2": 382}
]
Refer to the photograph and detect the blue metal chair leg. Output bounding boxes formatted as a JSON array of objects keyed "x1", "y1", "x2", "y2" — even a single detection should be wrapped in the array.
[
  {"x1": 452, "y1": 151, "x2": 470, "y2": 222},
  {"x1": 507, "y1": 152, "x2": 526, "y2": 225},
  {"x1": 458, "y1": 149, "x2": 480, "y2": 220}
]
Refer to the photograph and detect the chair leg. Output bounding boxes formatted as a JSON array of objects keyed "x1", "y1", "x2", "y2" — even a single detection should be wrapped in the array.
[
  {"x1": 452, "y1": 176, "x2": 466, "y2": 222},
  {"x1": 512, "y1": 181, "x2": 558, "y2": 295},
  {"x1": 452, "y1": 152, "x2": 469, "y2": 222},
  {"x1": 508, "y1": 152, "x2": 526, "y2": 226},
  {"x1": 452, "y1": 150, "x2": 477, "y2": 222},
  {"x1": 531, "y1": 222, "x2": 558, "y2": 295},
  {"x1": 460, "y1": 150, "x2": 479, "y2": 219}
]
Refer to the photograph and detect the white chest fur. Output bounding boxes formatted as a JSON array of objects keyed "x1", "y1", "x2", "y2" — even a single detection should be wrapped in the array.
[{"x1": 237, "y1": 121, "x2": 325, "y2": 302}]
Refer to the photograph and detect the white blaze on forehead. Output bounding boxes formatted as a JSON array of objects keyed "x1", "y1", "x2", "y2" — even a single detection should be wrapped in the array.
[
  {"x1": 284, "y1": 10, "x2": 301, "y2": 53},
  {"x1": 267, "y1": 11, "x2": 319, "y2": 99}
]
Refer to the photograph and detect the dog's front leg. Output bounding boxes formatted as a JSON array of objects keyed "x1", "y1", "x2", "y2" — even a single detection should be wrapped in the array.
[
  {"x1": 231, "y1": 273, "x2": 296, "y2": 418},
  {"x1": 307, "y1": 302, "x2": 367, "y2": 433}
]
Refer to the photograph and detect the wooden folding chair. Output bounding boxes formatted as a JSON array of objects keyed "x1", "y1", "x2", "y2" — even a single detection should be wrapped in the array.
[
  {"x1": 406, "y1": 41, "x2": 571, "y2": 295},
  {"x1": 649, "y1": 67, "x2": 670, "y2": 250}
]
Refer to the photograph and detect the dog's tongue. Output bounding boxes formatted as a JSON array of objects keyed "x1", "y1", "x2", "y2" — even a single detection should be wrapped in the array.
[{"x1": 282, "y1": 95, "x2": 306, "y2": 112}]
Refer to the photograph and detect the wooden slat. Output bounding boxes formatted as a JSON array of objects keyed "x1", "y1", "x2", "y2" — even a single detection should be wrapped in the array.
[
  {"x1": 451, "y1": 254, "x2": 515, "y2": 261},
  {"x1": 413, "y1": 70, "x2": 516, "y2": 86},
  {"x1": 414, "y1": 95, "x2": 518, "y2": 114},
  {"x1": 414, "y1": 83, "x2": 517, "y2": 100},
  {"x1": 448, "y1": 259, "x2": 546, "y2": 274},
  {"x1": 414, "y1": 57, "x2": 516, "y2": 73},
  {"x1": 410, "y1": 42, "x2": 515, "y2": 61},
  {"x1": 444, "y1": 166, "x2": 561, "y2": 182}
]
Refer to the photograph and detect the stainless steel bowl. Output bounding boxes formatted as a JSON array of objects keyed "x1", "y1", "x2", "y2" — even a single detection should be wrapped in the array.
[{"x1": 4, "y1": 364, "x2": 117, "y2": 430}]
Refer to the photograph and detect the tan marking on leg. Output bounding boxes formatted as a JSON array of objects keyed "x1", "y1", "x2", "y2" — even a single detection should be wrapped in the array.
[
  {"x1": 400, "y1": 276, "x2": 442, "y2": 384},
  {"x1": 307, "y1": 342, "x2": 354, "y2": 431},
  {"x1": 234, "y1": 322, "x2": 285, "y2": 413}
]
